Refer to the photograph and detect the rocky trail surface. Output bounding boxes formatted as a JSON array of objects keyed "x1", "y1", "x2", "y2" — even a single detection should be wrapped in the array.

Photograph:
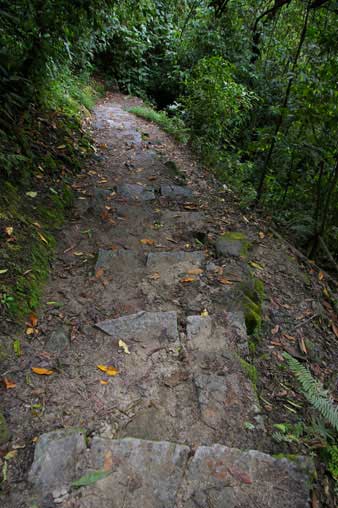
[{"x1": 1, "y1": 94, "x2": 321, "y2": 507}]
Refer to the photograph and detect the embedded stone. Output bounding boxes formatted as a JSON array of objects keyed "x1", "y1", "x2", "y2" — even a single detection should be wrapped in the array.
[
  {"x1": 117, "y1": 183, "x2": 155, "y2": 201},
  {"x1": 146, "y1": 251, "x2": 205, "y2": 283},
  {"x1": 160, "y1": 184, "x2": 192, "y2": 199},
  {"x1": 215, "y1": 232, "x2": 250, "y2": 258}
]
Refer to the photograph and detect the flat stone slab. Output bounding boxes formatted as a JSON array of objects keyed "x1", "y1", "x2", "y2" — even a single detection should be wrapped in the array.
[
  {"x1": 90, "y1": 188, "x2": 112, "y2": 213},
  {"x1": 216, "y1": 232, "x2": 250, "y2": 258},
  {"x1": 160, "y1": 183, "x2": 192, "y2": 199},
  {"x1": 147, "y1": 251, "x2": 205, "y2": 283},
  {"x1": 28, "y1": 428, "x2": 86, "y2": 491},
  {"x1": 95, "y1": 248, "x2": 143, "y2": 273},
  {"x1": 161, "y1": 211, "x2": 206, "y2": 231},
  {"x1": 179, "y1": 444, "x2": 313, "y2": 508},
  {"x1": 117, "y1": 183, "x2": 155, "y2": 201},
  {"x1": 187, "y1": 313, "x2": 248, "y2": 355},
  {"x1": 96, "y1": 311, "x2": 178, "y2": 343},
  {"x1": 45, "y1": 325, "x2": 70, "y2": 354}
]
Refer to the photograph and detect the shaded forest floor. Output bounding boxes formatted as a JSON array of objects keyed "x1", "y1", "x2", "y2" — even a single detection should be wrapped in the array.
[{"x1": 0, "y1": 93, "x2": 337, "y2": 507}]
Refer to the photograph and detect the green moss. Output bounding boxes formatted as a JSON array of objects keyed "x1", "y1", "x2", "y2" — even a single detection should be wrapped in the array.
[
  {"x1": 0, "y1": 411, "x2": 10, "y2": 445},
  {"x1": 325, "y1": 445, "x2": 338, "y2": 480},
  {"x1": 272, "y1": 453, "x2": 299, "y2": 462},
  {"x1": 241, "y1": 277, "x2": 265, "y2": 336},
  {"x1": 239, "y1": 358, "x2": 258, "y2": 388},
  {"x1": 220, "y1": 231, "x2": 251, "y2": 257}
]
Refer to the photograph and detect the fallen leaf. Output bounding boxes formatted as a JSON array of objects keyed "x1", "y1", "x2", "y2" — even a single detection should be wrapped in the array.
[
  {"x1": 118, "y1": 339, "x2": 130, "y2": 354},
  {"x1": 249, "y1": 261, "x2": 264, "y2": 270},
  {"x1": 29, "y1": 313, "x2": 38, "y2": 327},
  {"x1": 218, "y1": 277, "x2": 233, "y2": 285},
  {"x1": 31, "y1": 367, "x2": 54, "y2": 375},
  {"x1": 3, "y1": 377, "x2": 16, "y2": 389},
  {"x1": 100, "y1": 380, "x2": 108, "y2": 385},
  {"x1": 227, "y1": 466, "x2": 252, "y2": 484},
  {"x1": 37, "y1": 232, "x2": 48, "y2": 244},
  {"x1": 283, "y1": 333, "x2": 296, "y2": 342},
  {"x1": 186, "y1": 268, "x2": 203, "y2": 275},
  {"x1": 148, "y1": 272, "x2": 160, "y2": 280},
  {"x1": 73, "y1": 251, "x2": 84, "y2": 256},
  {"x1": 0, "y1": 269, "x2": 8, "y2": 275},
  {"x1": 298, "y1": 336, "x2": 307, "y2": 355},
  {"x1": 103, "y1": 450, "x2": 113, "y2": 471},
  {"x1": 26, "y1": 191, "x2": 37, "y2": 198},
  {"x1": 271, "y1": 324, "x2": 279, "y2": 335},
  {"x1": 4, "y1": 450, "x2": 17, "y2": 461},
  {"x1": 180, "y1": 277, "x2": 196, "y2": 283},
  {"x1": 95, "y1": 267, "x2": 105, "y2": 279},
  {"x1": 258, "y1": 231, "x2": 265, "y2": 239},
  {"x1": 318, "y1": 271, "x2": 324, "y2": 281},
  {"x1": 26, "y1": 327, "x2": 35, "y2": 335},
  {"x1": 5, "y1": 226, "x2": 13, "y2": 236},
  {"x1": 140, "y1": 238, "x2": 156, "y2": 245},
  {"x1": 332, "y1": 322, "x2": 338, "y2": 338},
  {"x1": 200, "y1": 309, "x2": 209, "y2": 317},
  {"x1": 72, "y1": 470, "x2": 111, "y2": 488},
  {"x1": 323, "y1": 286, "x2": 330, "y2": 298},
  {"x1": 99, "y1": 143, "x2": 108, "y2": 149},
  {"x1": 96, "y1": 365, "x2": 119, "y2": 376},
  {"x1": 183, "y1": 203, "x2": 198, "y2": 210}
]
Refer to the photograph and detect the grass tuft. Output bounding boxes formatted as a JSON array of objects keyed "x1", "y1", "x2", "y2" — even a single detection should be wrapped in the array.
[{"x1": 128, "y1": 105, "x2": 189, "y2": 143}]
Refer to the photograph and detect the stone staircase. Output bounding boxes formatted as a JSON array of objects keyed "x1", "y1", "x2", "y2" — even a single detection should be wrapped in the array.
[{"x1": 26, "y1": 98, "x2": 313, "y2": 507}]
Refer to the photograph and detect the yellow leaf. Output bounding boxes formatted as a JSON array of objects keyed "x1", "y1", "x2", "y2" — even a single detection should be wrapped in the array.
[
  {"x1": 318, "y1": 271, "x2": 324, "y2": 281},
  {"x1": 200, "y1": 309, "x2": 209, "y2": 317},
  {"x1": 4, "y1": 450, "x2": 17, "y2": 461},
  {"x1": 33, "y1": 222, "x2": 42, "y2": 229},
  {"x1": 148, "y1": 272, "x2": 160, "y2": 280},
  {"x1": 258, "y1": 231, "x2": 265, "y2": 239},
  {"x1": 249, "y1": 261, "x2": 264, "y2": 271},
  {"x1": 37, "y1": 232, "x2": 48, "y2": 244},
  {"x1": 96, "y1": 365, "x2": 119, "y2": 376},
  {"x1": 0, "y1": 269, "x2": 8, "y2": 275},
  {"x1": 3, "y1": 377, "x2": 16, "y2": 389},
  {"x1": 100, "y1": 380, "x2": 108, "y2": 385},
  {"x1": 118, "y1": 339, "x2": 130, "y2": 354},
  {"x1": 32, "y1": 367, "x2": 54, "y2": 375},
  {"x1": 323, "y1": 286, "x2": 330, "y2": 298},
  {"x1": 73, "y1": 251, "x2": 84, "y2": 256},
  {"x1": 26, "y1": 327, "x2": 35, "y2": 335},
  {"x1": 180, "y1": 277, "x2": 196, "y2": 283},
  {"x1": 186, "y1": 268, "x2": 203, "y2": 275},
  {"x1": 140, "y1": 238, "x2": 156, "y2": 245},
  {"x1": 5, "y1": 226, "x2": 13, "y2": 236},
  {"x1": 218, "y1": 277, "x2": 233, "y2": 285}
]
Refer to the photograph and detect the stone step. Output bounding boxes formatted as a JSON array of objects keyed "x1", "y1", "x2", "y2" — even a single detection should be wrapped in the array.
[
  {"x1": 146, "y1": 250, "x2": 205, "y2": 283},
  {"x1": 161, "y1": 183, "x2": 193, "y2": 199},
  {"x1": 160, "y1": 210, "x2": 206, "y2": 231},
  {"x1": 116, "y1": 183, "x2": 155, "y2": 201},
  {"x1": 29, "y1": 433, "x2": 313, "y2": 508}
]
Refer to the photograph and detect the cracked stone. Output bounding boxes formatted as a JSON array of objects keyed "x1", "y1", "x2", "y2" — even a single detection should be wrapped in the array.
[
  {"x1": 95, "y1": 311, "x2": 179, "y2": 343},
  {"x1": 117, "y1": 183, "x2": 155, "y2": 201},
  {"x1": 160, "y1": 184, "x2": 192, "y2": 199},
  {"x1": 28, "y1": 428, "x2": 86, "y2": 492}
]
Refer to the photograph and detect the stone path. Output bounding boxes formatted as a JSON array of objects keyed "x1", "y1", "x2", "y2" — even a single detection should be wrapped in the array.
[{"x1": 3, "y1": 95, "x2": 313, "y2": 507}]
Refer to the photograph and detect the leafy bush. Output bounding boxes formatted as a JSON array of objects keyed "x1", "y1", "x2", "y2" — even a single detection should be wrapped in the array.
[
  {"x1": 128, "y1": 105, "x2": 188, "y2": 143},
  {"x1": 181, "y1": 56, "x2": 256, "y2": 154}
]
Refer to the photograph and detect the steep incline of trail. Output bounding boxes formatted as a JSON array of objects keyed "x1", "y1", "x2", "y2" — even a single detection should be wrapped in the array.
[{"x1": 2, "y1": 94, "x2": 313, "y2": 508}]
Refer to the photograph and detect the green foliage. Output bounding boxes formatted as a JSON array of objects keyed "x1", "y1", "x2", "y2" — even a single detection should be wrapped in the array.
[
  {"x1": 128, "y1": 105, "x2": 188, "y2": 143},
  {"x1": 181, "y1": 56, "x2": 256, "y2": 157},
  {"x1": 239, "y1": 358, "x2": 258, "y2": 389},
  {"x1": 284, "y1": 353, "x2": 338, "y2": 432},
  {"x1": 326, "y1": 445, "x2": 338, "y2": 481}
]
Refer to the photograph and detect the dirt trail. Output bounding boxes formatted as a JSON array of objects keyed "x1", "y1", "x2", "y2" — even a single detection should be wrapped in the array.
[{"x1": 2, "y1": 94, "x2": 316, "y2": 507}]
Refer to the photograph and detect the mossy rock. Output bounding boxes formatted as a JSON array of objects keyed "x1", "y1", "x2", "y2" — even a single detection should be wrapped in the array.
[
  {"x1": 0, "y1": 411, "x2": 10, "y2": 445},
  {"x1": 215, "y1": 232, "x2": 251, "y2": 258},
  {"x1": 240, "y1": 277, "x2": 265, "y2": 336},
  {"x1": 239, "y1": 358, "x2": 258, "y2": 389}
]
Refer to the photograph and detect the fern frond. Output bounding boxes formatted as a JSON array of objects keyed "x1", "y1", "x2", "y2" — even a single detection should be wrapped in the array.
[{"x1": 284, "y1": 353, "x2": 338, "y2": 432}]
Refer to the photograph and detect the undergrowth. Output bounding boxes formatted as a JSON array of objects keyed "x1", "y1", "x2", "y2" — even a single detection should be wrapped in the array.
[{"x1": 128, "y1": 105, "x2": 188, "y2": 143}]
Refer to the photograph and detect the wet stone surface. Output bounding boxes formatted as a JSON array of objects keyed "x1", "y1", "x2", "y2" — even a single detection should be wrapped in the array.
[
  {"x1": 116, "y1": 183, "x2": 155, "y2": 201},
  {"x1": 160, "y1": 183, "x2": 193, "y2": 199}
]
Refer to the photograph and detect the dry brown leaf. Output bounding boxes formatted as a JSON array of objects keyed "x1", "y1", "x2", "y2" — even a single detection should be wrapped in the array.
[
  {"x1": 29, "y1": 313, "x2": 38, "y2": 327},
  {"x1": 95, "y1": 268, "x2": 104, "y2": 279},
  {"x1": 3, "y1": 377, "x2": 16, "y2": 389},
  {"x1": 140, "y1": 238, "x2": 156, "y2": 246},
  {"x1": 31, "y1": 367, "x2": 54, "y2": 375},
  {"x1": 37, "y1": 232, "x2": 48, "y2": 244},
  {"x1": 271, "y1": 324, "x2": 279, "y2": 335},
  {"x1": 180, "y1": 277, "x2": 196, "y2": 283},
  {"x1": 100, "y1": 380, "x2": 108, "y2": 385},
  {"x1": 283, "y1": 333, "x2": 296, "y2": 342},
  {"x1": 148, "y1": 272, "x2": 160, "y2": 280},
  {"x1": 218, "y1": 277, "x2": 233, "y2": 285},
  {"x1": 258, "y1": 231, "x2": 265, "y2": 239},
  {"x1": 5, "y1": 226, "x2": 13, "y2": 236},
  {"x1": 318, "y1": 271, "x2": 324, "y2": 281},
  {"x1": 186, "y1": 268, "x2": 203, "y2": 275},
  {"x1": 331, "y1": 322, "x2": 338, "y2": 338},
  {"x1": 97, "y1": 365, "x2": 119, "y2": 376},
  {"x1": 183, "y1": 203, "x2": 198, "y2": 210},
  {"x1": 298, "y1": 337, "x2": 307, "y2": 355},
  {"x1": 103, "y1": 450, "x2": 113, "y2": 471}
]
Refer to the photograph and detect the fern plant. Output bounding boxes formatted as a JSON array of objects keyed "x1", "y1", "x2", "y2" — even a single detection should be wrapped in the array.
[{"x1": 284, "y1": 352, "x2": 338, "y2": 432}]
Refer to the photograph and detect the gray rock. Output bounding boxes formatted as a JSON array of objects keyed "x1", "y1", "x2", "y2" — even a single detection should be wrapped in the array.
[
  {"x1": 117, "y1": 183, "x2": 155, "y2": 201},
  {"x1": 29, "y1": 428, "x2": 86, "y2": 492},
  {"x1": 179, "y1": 444, "x2": 313, "y2": 508},
  {"x1": 96, "y1": 311, "x2": 178, "y2": 343},
  {"x1": 67, "y1": 438, "x2": 190, "y2": 508},
  {"x1": 90, "y1": 188, "x2": 112, "y2": 213},
  {"x1": 0, "y1": 411, "x2": 10, "y2": 445},
  {"x1": 161, "y1": 211, "x2": 206, "y2": 231},
  {"x1": 45, "y1": 326, "x2": 70, "y2": 354},
  {"x1": 160, "y1": 184, "x2": 192, "y2": 199},
  {"x1": 147, "y1": 251, "x2": 205, "y2": 283},
  {"x1": 215, "y1": 232, "x2": 250, "y2": 258},
  {"x1": 95, "y1": 248, "x2": 143, "y2": 273}
]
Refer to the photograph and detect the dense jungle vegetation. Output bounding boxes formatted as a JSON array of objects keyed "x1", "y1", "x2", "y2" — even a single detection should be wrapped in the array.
[{"x1": 1, "y1": 0, "x2": 338, "y2": 317}]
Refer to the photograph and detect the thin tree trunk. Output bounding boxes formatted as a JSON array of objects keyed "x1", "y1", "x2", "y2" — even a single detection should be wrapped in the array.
[{"x1": 255, "y1": 1, "x2": 311, "y2": 203}]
